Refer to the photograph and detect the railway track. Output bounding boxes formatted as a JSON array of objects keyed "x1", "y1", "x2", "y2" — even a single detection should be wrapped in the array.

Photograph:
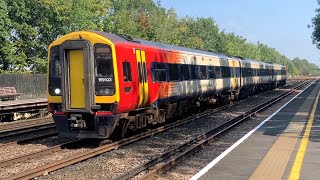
[
  {"x1": 0, "y1": 116, "x2": 55, "y2": 139},
  {"x1": 3, "y1": 80, "x2": 311, "y2": 180},
  {"x1": 114, "y1": 80, "x2": 313, "y2": 180},
  {"x1": 0, "y1": 139, "x2": 83, "y2": 169},
  {"x1": 0, "y1": 132, "x2": 58, "y2": 149}
]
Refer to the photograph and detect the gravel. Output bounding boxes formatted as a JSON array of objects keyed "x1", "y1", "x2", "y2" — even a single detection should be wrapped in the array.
[
  {"x1": 0, "y1": 135, "x2": 73, "y2": 161},
  {"x1": 0, "y1": 148, "x2": 89, "y2": 178},
  {"x1": 0, "y1": 127, "x2": 56, "y2": 143}
]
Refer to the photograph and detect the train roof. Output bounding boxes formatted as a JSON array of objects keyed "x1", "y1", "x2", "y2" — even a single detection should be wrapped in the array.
[
  {"x1": 91, "y1": 31, "x2": 286, "y2": 68},
  {"x1": 240, "y1": 59, "x2": 272, "y2": 65},
  {"x1": 92, "y1": 31, "x2": 230, "y2": 59}
]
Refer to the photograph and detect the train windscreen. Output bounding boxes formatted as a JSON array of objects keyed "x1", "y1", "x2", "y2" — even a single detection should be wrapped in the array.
[
  {"x1": 94, "y1": 44, "x2": 115, "y2": 96},
  {"x1": 48, "y1": 45, "x2": 62, "y2": 96}
]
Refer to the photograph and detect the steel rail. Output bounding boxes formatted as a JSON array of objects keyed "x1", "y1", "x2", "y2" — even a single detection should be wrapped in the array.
[
  {"x1": 0, "y1": 117, "x2": 54, "y2": 134},
  {"x1": 0, "y1": 132, "x2": 58, "y2": 149},
  {"x1": 0, "y1": 125, "x2": 56, "y2": 139},
  {"x1": 0, "y1": 139, "x2": 83, "y2": 169}
]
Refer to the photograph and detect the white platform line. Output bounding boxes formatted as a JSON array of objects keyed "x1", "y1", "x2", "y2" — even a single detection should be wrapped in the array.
[{"x1": 190, "y1": 80, "x2": 316, "y2": 180}]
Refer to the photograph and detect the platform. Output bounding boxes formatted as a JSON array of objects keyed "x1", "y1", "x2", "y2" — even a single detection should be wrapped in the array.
[
  {"x1": 0, "y1": 98, "x2": 47, "y2": 115},
  {"x1": 191, "y1": 80, "x2": 320, "y2": 180}
]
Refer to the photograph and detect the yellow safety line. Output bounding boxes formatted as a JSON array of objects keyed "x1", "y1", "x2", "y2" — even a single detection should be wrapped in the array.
[{"x1": 288, "y1": 89, "x2": 320, "y2": 180}]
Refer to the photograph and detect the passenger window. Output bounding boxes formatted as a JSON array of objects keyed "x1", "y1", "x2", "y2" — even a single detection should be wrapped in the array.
[
  {"x1": 181, "y1": 64, "x2": 190, "y2": 80},
  {"x1": 153, "y1": 63, "x2": 167, "y2": 82},
  {"x1": 191, "y1": 65, "x2": 199, "y2": 79},
  {"x1": 122, "y1": 62, "x2": 132, "y2": 82},
  {"x1": 200, "y1": 66, "x2": 207, "y2": 79},
  {"x1": 168, "y1": 64, "x2": 179, "y2": 81},
  {"x1": 247, "y1": 68, "x2": 252, "y2": 77},
  {"x1": 242, "y1": 68, "x2": 246, "y2": 77},
  {"x1": 235, "y1": 67, "x2": 240, "y2": 77},
  {"x1": 221, "y1": 67, "x2": 231, "y2": 78},
  {"x1": 215, "y1": 67, "x2": 221, "y2": 79},
  {"x1": 208, "y1": 66, "x2": 215, "y2": 79}
]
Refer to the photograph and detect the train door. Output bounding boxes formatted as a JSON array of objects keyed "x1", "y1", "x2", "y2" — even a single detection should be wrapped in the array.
[
  {"x1": 135, "y1": 50, "x2": 149, "y2": 108},
  {"x1": 231, "y1": 60, "x2": 238, "y2": 90},
  {"x1": 69, "y1": 50, "x2": 85, "y2": 109},
  {"x1": 60, "y1": 40, "x2": 94, "y2": 112},
  {"x1": 122, "y1": 61, "x2": 134, "y2": 109}
]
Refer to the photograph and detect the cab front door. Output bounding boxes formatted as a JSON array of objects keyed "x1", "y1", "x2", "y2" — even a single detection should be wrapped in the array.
[
  {"x1": 68, "y1": 50, "x2": 85, "y2": 109},
  {"x1": 60, "y1": 40, "x2": 94, "y2": 112}
]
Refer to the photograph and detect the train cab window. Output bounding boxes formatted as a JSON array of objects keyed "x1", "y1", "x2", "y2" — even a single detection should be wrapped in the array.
[
  {"x1": 199, "y1": 66, "x2": 207, "y2": 79},
  {"x1": 181, "y1": 64, "x2": 190, "y2": 80},
  {"x1": 49, "y1": 45, "x2": 61, "y2": 96},
  {"x1": 215, "y1": 67, "x2": 221, "y2": 79},
  {"x1": 168, "y1": 64, "x2": 179, "y2": 81},
  {"x1": 221, "y1": 67, "x2": 231, "y2": 78},
  {"x1": 208, "y1": 66, "x2": 215, "y2": 79},
  {"x1": 49, "y1": 46, "x2": 61, "y2": 78},
  {"x1": 190, "y1": 65, "x2": 199, "y2": 79},
  {"x1": 94, "y1": 44, "x2": 113, "y2": 79},
  {"x1": 153, "y1": 62, "x2": 167, "y2": 82},
  {"x1": 122, "y1": 62, "x2": 132, "y2": 82}
]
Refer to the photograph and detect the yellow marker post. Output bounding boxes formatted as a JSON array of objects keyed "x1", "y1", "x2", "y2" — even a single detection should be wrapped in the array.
[{"x1": 289, "y1": 89, "x2": 320, "y2": 180}]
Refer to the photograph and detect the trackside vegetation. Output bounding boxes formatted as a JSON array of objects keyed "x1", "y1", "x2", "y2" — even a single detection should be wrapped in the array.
[{"x1": 0, "y1": 0, "x2": 319, "y2": 75}]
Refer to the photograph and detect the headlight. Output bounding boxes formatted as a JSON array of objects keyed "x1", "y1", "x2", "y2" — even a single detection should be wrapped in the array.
[
  {"x1": 95, "y1": 86, "x2": 115, "y2": 96},
  {"x1": 54, "y1": 88, "x2": 61, "y2": 95}
]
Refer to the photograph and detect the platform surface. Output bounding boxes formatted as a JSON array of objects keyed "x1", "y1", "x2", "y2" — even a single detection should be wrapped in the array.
[
  {"x1": 0, "y1": 98, "x2": 47, "y2": 108},
  {"x1": 192, "y1": 80, "x2": 320, "y2": 180}
]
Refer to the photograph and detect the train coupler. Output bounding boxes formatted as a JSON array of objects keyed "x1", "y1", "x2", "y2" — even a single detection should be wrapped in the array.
[{"x1": 69, "y1": 115, "x2": 87, "y2": 130}]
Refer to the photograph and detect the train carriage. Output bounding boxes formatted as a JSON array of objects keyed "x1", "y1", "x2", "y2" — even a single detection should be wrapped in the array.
[
  {"x1": 47, "y1": 31, "x2": 287, "y2": 138},
  {"x1": 272, "y1": 63, "x2": 287, "y2": 86},
  {"x1": 239, "y1": 59, "x2": 275, "y2": 95}
]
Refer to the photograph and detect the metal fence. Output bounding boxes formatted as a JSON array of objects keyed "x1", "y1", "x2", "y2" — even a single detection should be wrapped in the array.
[{"x1": 0, "y1": 74, "x2": 47, "y2": 99}]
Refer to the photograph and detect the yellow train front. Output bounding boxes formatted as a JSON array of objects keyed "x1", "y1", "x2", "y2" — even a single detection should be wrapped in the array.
[{"x1": 47, "y1": 31, "x2": 122, "y2": 138}]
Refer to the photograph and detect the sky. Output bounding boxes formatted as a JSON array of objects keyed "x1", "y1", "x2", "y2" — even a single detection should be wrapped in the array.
[{"x1": 160, "y1": 0, "x2": 320, "y2": 66}]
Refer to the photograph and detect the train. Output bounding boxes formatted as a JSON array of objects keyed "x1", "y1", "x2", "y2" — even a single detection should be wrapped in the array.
[{"x1": 47, "y1": 31, "x2": 287, "y2": 138}]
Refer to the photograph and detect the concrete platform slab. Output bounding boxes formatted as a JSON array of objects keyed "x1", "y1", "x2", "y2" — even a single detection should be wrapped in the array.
[{"x1": 191, "y1": 80, "x2": 320, "y2": 180}]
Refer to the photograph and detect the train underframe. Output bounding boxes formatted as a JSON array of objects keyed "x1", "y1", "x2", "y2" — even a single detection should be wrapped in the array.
[{"x1": 53, "y1": 80, "x2": 286, "y2": 139}]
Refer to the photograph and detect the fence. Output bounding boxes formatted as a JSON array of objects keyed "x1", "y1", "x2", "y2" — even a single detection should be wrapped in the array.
[{"x1": 0, "y1": 74, "x2": 47, "y2": 99}]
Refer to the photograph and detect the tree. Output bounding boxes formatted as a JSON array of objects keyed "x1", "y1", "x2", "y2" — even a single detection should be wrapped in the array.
[
  {"x1": 5, "y1": 0, "x2": 110, "y2": 73},
  {"x1": 0, "y1": 1, "x2": 13, "y2": 71},
  {"x1": 0, "y1": 0, "x2": 318, "y2": 75},
  {"x1": 311, "y1": 0, "x2": 320, "y2": 49}
]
